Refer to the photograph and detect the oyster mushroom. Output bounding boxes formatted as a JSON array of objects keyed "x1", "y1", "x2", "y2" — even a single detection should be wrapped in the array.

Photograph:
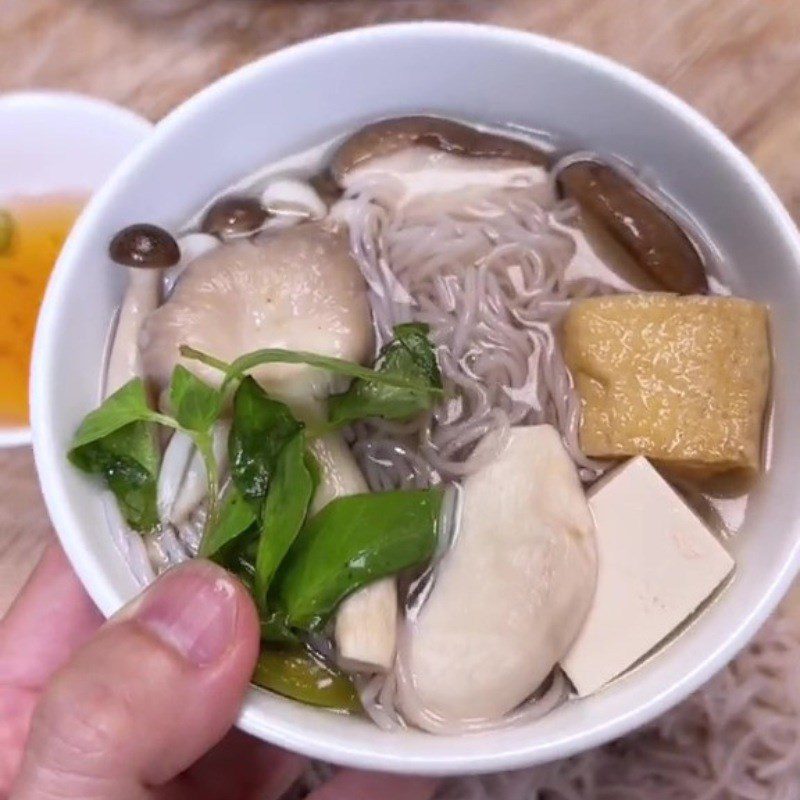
[
  {"x1": 396, "y1": 425, "x2": 597, "y2": 732},
  {"x1": 139, "y1": 221, "x2": 373, "y2": 404},
  {"x1": 139, "y1": 220, "x2": 397, "y2": 672}
]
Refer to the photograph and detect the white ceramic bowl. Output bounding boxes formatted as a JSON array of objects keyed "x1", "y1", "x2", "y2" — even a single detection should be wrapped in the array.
[
  {"x1": 0, "y1": 91, "x2": 150, "y2": 448},
  {"x1": 31, "y1": 23, "x2": 800, "y2": 775}
]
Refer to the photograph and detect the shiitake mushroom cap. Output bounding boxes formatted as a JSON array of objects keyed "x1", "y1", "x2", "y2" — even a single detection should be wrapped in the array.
[
  {"x1": 331, "y1": 115, "x2": 550, "y2": 184},
  {"x1": 201, "y1": 195, "x2": 269, "y2": 238},
  {"x1": 109, "y1": 223, "x2": 180, "y2": 269},
  {"x1": 557, "y1": 159, "x2": 708, "y2": 295}
]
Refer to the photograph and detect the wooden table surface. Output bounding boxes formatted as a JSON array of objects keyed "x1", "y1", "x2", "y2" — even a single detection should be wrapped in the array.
[{"x1": 1, "y1": 0, "x2": 799, "y2": 614}]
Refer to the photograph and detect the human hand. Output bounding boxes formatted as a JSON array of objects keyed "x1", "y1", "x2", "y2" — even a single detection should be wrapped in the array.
[{"x1": 0, "y1": 542, "x2": 438, "y2": 800}]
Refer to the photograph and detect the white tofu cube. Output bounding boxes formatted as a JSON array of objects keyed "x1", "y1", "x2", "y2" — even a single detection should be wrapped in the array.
[{"x1": 561, "y1": 456, "x2": 735, "y2": 696}]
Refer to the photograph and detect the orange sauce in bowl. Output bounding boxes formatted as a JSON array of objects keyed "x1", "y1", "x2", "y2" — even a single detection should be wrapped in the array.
[{"x1": 0, "y1": 196, "x2": 84, "y2": 426}]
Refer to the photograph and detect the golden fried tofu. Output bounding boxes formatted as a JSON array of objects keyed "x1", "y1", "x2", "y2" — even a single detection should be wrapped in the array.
[{"x1": 563, "y1": 294, "x2": 771, "y2": 476}]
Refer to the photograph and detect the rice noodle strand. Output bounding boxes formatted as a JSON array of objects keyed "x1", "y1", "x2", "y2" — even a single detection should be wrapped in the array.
[{"x1": 336, "y1": 172, "x2": 606, "y2": 491}]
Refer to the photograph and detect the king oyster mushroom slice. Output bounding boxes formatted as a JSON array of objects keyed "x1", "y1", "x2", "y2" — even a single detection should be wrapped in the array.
[
  {"x1": 139, "y1": 220, "x2": 397, "y2": 671},
  {"x1": 396, "y1": 425, "x2": 597, "y2": 732},
  {"x1": 308, "y1": 430, "x2": 398, "y2": 673}
]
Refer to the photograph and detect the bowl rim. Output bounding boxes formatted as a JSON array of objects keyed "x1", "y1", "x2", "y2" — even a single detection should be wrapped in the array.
[{"x1": 30, "y1": 21, "x2": 800, "y2": 774}]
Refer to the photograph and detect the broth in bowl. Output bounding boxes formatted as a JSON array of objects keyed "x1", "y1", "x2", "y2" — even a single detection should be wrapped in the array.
[{"x1": 67, "y1": 115, "x2": 771, "y2": 734}]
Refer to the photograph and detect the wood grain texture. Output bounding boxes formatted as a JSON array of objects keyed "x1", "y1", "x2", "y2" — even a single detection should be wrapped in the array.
[{"x1": 1, "y1": 0, "x2": 799, "y2": 609}]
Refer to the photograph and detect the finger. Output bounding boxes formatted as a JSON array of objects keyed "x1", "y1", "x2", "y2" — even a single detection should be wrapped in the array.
[
  {"x1": 11, "y1": 559, "x2": 260, "y2": 800},
  {"x1": 182, "y1": 731, "x2": 307, "y2": 800},
  {"x1": 307, "y1": 770, "x2": 439, "y2": 800},
  {"x1": 0, "y1": 541, "x2": 102, "y2": 687}
]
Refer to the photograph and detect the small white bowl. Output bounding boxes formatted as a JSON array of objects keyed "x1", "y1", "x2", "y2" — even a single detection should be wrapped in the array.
[
  {"x1": 0, "y1": 91, "x2": 150, "y2": 447},
  {"x1": 31, "y1": 23, "x2": 800, "y2": 775}
]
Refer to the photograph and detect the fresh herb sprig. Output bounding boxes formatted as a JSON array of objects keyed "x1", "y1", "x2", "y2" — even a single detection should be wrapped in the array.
[{"x1": 69, "y1": 325, "x2": 445, "y2": 653}]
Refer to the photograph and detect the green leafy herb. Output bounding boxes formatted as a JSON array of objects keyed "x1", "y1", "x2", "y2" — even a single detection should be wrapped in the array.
[
  {"x1": 253, "y1": 646, "x2": 360, "y2": 712},
  {"x1": 200, "y1": 486, "x2": 256, "y2": 558},
  {"x1": 329, "y1": 323, "x2": 443, "y2": 426},
  {"x1": 169, "y1": 366, "x2": 223, "y2": 433},
  {"x1": 228, "y1": 377, "x2": 303, "y2": 512},
  {"x1": 68, "y1": 379, "x2": 167, "y2": 532},
  {"x1": 70, "y1": 379, "x2": 172, "y2": 449},
  {"x1": 275, "y1": 488, "x2": 442, "y2": 630},
  {"x1": 225, "y1": 378, "x2": 316, "y2": 608},
  {"x1": 69, "y1": 420, "x2": 160, "y2": 531},
  {"x1": 259, "y1": 610, "x2": 298, "y2": 644},
  {"x1": 168, "y1": 367, "x2": 224, "y2": 518},
  {"x1": 0, "y1": 209, "x2": 14, "y2": 254},
  {"x1": 180, "y1": 343, "x2": 444, "y2": 397},
  {"x1": 304, "y1": 449, "x2": 321, "y2": 496},
  {"x1": 255, "y1": 431, "x2": 314, "y2": 607}
]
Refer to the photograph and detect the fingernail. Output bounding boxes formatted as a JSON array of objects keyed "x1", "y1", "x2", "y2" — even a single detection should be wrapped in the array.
[{"x1": 131, "y1": 561, "x2": 239, "y2": 667}]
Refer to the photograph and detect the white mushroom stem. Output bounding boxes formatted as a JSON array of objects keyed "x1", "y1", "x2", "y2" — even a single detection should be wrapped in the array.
[
  {"x1": 157, "y1": 429, "x2": 195, "y2": 522},
  {"x1": 335, "y1": 576, "x2": 398, "y2": 674},
  {"x1": 164, "y1": 232, "x2": 219, "y2": 295},
  {"x1": 308, "y1": 425, "x2": 398, "y2": 675},
  {"x1": 169, "y1": 420, "x2": 230, "y2": 525},
  {"x1": 261, "y1": 178, "x2": 327, "y2": 220},
  {"x1": 105, "y1": 269, "x2": 161, "y2": 396},
  {"x1": 157, "y1": 421, "x2": 232, "y2": 527}
]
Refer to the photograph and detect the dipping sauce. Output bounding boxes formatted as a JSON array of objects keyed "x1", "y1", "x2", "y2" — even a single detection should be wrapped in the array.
[{"x1": 0, "y1": 196, "x2": 83, "y2": 425}]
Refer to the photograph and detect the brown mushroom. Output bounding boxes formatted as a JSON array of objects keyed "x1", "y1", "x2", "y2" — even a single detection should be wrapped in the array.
[
  {"x1": 200, "y1": 195, "x2": 269, "y2": 238},
  {"x1": 109, "y1": 224, "x2": 180, "y2": 269},
  {"x1": 308, "y1": 169, "x2": 343, "y2": 205},
  {"x1": 331, "y1": 116, "x2": 549, "y2": 183},
  {"x1": 557, "y1": 160, "x2": 708, "y2": 295}
]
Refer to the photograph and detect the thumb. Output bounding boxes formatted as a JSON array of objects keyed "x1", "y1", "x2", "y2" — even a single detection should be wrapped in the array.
[{"x1": 10, "y1": 559, "x2": 260, "y2": 800}]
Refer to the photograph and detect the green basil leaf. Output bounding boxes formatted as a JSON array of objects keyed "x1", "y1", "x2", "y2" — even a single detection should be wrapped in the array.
[
  {"x1": 216, "y1": 528, "x2": 259, "y2": 593},
  {"x1": 275, "y1": 488, "x2": 442, "y2": 630},
  {"x1": 328, "y1": 323, "x2": 442, "y2": 426},
  {"x1": 259, "y1": 610, "x2": 298, "y2": 644},
  {"x1": 200, "y1": 486, "x2": 256, "y2": 558},
  {"x1": 67, "y1": 379, "x2": 176, "y2": 532},
  {"x1": 70, "y1": 379, "x2": 159, "y2": 450},
  {"x1": 169, "y1": 366, "x2": 222, "y2": 434},
  {"x1": 69, "y1": 420, "x2": 160, "y2": 531},
  {"x1": 253, "y1": 646, "x2": 360, "y2": 712},
  {"x1": 304, "y1": 450, "x2": 321, "y2": 498},
  {"x1": 254, "y1": 431, "x2": 314, "y2": 606},
  {"x1": 228, "y1": 377, "x2": 303, "y2": 513},
  {"x1": 180, "y1": 344, "x2": 444, "y2": 396}
]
